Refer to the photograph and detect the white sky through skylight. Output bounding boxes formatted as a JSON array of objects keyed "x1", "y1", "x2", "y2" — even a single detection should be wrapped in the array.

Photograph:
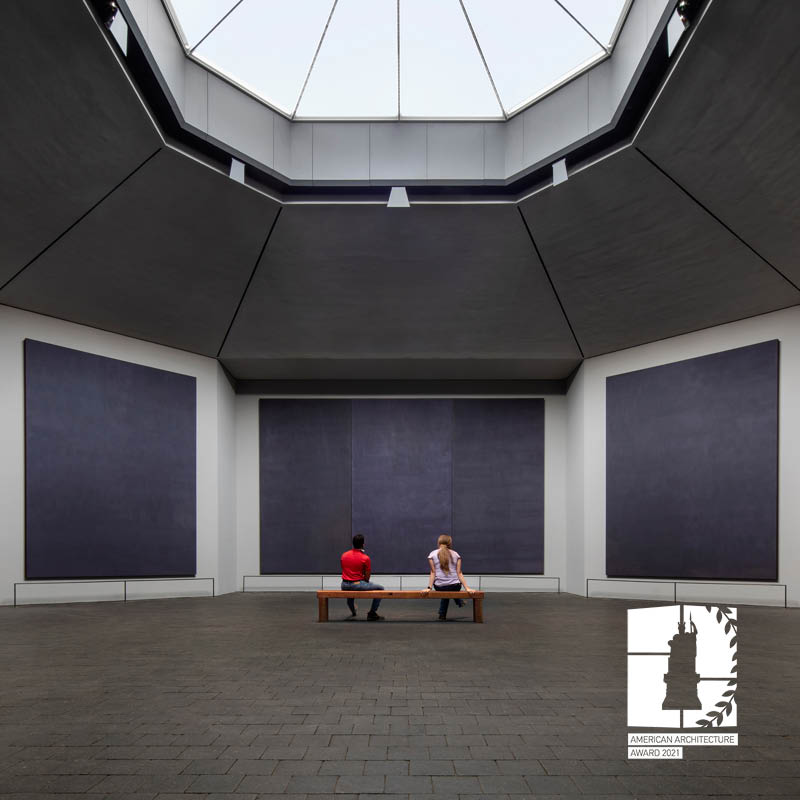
[{"x1": 165, "y1": 0, "x2": 631, "y2": 120}]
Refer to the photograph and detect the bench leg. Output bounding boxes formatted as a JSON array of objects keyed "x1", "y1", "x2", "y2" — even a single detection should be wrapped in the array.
[
  {"x1": 318, "y1": 596, "x2": 329, "y2": 622},
  {"x1": 473, "y1": 597, "x2": 483, "y2": 623}
]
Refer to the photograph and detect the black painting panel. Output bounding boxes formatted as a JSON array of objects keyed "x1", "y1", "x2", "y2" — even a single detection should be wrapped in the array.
[
  {"x1": 351, "y1": 400, "x2": 452, "y2": 575},
  {"x1": 25, "y1": 340, "x2": 196, "y2": 579},
  {"x1": 453, "y1": 400, "x2": 545, "y2": 574},
  {"x1": 259, "y1": 400, "x2": 351, "y2": 574},
  {"x1": 606, "y1": 341, "x2": 779, "y2": 580}
]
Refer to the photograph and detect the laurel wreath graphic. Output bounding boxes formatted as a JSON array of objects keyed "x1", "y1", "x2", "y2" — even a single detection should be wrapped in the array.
[{"x1": 695, "y1": 605, "x2": 737, "y2": 727}]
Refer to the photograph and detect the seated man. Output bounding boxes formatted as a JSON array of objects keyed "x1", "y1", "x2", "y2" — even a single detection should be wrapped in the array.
[{"x1": 341, "y1": 534, "x2": 384, "y2": 621}]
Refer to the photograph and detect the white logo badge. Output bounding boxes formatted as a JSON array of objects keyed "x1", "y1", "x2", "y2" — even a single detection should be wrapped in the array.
[{"x1": 627, "y1": 605, "x2": 738, "y2": 758}]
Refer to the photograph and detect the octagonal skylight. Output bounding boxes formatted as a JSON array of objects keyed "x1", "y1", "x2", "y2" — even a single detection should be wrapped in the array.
[{"x1": 164, "y1": 0, "x2": 632, "y2": 120}]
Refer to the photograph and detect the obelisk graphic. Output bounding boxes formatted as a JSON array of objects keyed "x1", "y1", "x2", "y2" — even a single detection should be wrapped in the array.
[{"x1": 662, "y1": 605, "x2": 702, "y2": 710}]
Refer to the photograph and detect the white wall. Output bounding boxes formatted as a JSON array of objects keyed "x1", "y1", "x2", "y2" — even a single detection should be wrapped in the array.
[
  {"x1": 564, "y1": 306, "x2": 800, "y2": 607},
  {"x1": 215, "y1": 364, "x2": 238, "y2": 595},
  {"x1": 236, "y1": 396, "x2": 568, "y2": 589},
  {"x1": 0, "y1": 306, "x2": 236, "y2": 605},
  {"x1": 235, "y1": 395, "x2": 260, "y2": 587},
  {"x1": 565, "y1": 364, "x2": 587, "y2": 596}
]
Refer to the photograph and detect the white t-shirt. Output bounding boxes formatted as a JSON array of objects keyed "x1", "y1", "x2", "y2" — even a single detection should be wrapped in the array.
[{"x1": 428, "y1": 548, "x2": 460, "y2": 586}]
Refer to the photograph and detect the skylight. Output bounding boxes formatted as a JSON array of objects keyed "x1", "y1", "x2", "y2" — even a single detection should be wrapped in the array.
[{"x1": 165, "y1": 0, "x2": 631, "y2": 121}]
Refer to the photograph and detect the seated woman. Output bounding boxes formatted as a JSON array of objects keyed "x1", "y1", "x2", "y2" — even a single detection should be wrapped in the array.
[{"x1": 423, "y1": 534, "x2": 474, "y2": 620}]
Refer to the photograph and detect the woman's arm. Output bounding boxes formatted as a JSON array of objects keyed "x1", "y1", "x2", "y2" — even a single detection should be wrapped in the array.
[
  {"x1": 456, "y1": 558, "x2": 474, "y2": 593},
  {"x1": 422, "y1": 558, "x2": 436, "y2": 594}
]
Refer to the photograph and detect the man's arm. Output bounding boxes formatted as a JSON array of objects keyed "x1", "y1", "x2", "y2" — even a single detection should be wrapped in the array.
[{"x1": 363, "y1": 553, "x2": 371, "y2": 582}]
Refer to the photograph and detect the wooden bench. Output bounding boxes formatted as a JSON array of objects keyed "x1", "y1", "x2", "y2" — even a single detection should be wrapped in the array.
[{"x1": 316, "y1": 590, "x2": 484, "y2": 623}]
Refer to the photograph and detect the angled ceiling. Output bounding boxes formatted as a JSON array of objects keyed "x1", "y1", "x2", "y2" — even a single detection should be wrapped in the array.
[
  {"x1": 635, "y1": 0, "x2": 800, "y2": 285},
  {"x1": 1, "y1": 0, "x2": 799, "y2": 387},
  {"x1": 0, "y1": 149, "x2": 279, "y2": 356},
  {"x1": 219, "y1": 205, "x2": 581, "y2": 380},
  {"x1": 520, "y1": 147, "x2": 800, "y2": 357},
  {"x1": 0, "y1": 0, "x2": 160, "y2": 285}
]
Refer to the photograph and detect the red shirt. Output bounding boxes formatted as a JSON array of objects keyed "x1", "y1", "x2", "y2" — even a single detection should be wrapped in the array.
[{"x1": 341, "y1": 548, "x2": 371, "y2": 582}]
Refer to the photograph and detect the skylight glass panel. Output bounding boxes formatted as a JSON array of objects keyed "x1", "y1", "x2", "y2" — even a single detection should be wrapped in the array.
[
  {"x1": 193, "y1": 0, "x2": 334, "y2": 116},
  {"x1": 166, "y1": 0, "x2": 240, "y2": 49},
  {"x1": 464, "y1": 0, "x2": 604, "y2": 115},
  {"x1": 296, "y1": 0, "x2": 397, "y2": 119},
  {"x1": 400, "y1": 0, "x2": 502, "y2": 119},
  {"x1": 559, "y1": 0, "x2": 630, "y2": 47}
]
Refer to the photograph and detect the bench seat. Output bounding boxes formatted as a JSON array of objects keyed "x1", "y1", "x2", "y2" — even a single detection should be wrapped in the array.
[{"x1": 316, "y1": 590, "x2": 484, "y2": 622}]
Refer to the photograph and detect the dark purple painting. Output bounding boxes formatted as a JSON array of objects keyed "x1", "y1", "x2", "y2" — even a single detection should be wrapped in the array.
[
  {"x1": 606, "y1": 340, "x2": 779, "y2": 580},
  {"x1": 25, "y1": 340, "x2": 196, "y2": 579}
]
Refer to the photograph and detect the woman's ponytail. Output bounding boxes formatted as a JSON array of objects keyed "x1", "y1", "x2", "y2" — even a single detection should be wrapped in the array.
[{"x1": 437, "y1": 534, "x2": 452, "y2": 573}]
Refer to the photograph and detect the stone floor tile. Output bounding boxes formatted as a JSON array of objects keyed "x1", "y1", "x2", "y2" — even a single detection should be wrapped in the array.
[
  {"x1": 524, "y1": 774, "x2": 578, "y2": 794},
  {"x1": 479, "y1": 774, "x2": 532, "y2": 793},
  {"x1": 385, "y1": 774, "x2": 433, "y2": 793},
  {"x1": 182, "y1": 757, "x2": 236, "y2": 774},
  {"x1": 333, "y1": 775, "x2": 385, "y2": 793},
  {"x1": 363, "y1": 760, "x2": 408, "y2": 775},
  {"x1": 235, "y1": 774, "x2": 291, "y2": 793},
  {"x1": 409, "y1": 759, "x2": 454, "y2": 775},
  {"x1": 273, "y1": 759, "x2": 322, "y2": 776},
  {"x1": 496, "y1": 759, "x2": 545, "y2": 776},
  {"x1": 318, "y1": 759, "x2": 365, "y2": 775},
  {"x1": 284, "y1": 774, "x2": 339, "y2": 793},
  {"x1": 431, "y1": 775, "x2": 482, "y2": 793},
  {"x1": 540, "y1": 758, "x2": 591, "y2": 775},
  {"x1": 570, "y1": 773, "x2": 629, "y2": 794},
  {"x1": 227, "y1": 758, "x2": 277, "y2": 775},
  {"x1": 186, "y1": 772, "x2": 244, "y2": 792}
]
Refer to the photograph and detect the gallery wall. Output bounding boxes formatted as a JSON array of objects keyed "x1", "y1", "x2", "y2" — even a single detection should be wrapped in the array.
[
  {"x1": 0, "y1": 305, "x2": 237, "y2": 605},
  {"x1": 259, "y1": 399, "x2": 545, "y2": 575},
  {"x1": 566, "y1": 305, "x2": 800, "y2": 606},
  {"x1": 237, "y1": 395, "x2": 568, "y2": 585},
  {"x1": 3, "y1": 303, "x2": 799, "y2": 605}
]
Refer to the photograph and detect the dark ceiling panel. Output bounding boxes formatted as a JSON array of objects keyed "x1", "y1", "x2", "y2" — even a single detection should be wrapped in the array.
[
  {"x1": 220, "y1": 205, "x2": 581, "y2": 380},
  {"x1": 520, "y1": 147, "x2": 800, "y2": 357},
  {"x1": 0, "y1": 149, "x2": 279, "y2": 356},
  {"x1": 636, "y1": 0, "x2": 800, "y2": 283},
  {"x1": 0, "y1": 1, "x2": 160, "y2": 285}
]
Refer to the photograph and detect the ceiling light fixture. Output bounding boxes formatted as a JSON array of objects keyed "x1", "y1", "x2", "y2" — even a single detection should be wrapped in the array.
[{"x1": 387, "y1": 187, "x2": 410, "y2": 208}]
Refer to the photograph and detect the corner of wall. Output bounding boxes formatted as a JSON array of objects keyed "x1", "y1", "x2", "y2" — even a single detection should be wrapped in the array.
[
  {"x1": 215, "y1": 362, "x2": 238, "y2": 595},
  {"x1": 565, "y1": 363, "x2": 587, "y2": 596}
]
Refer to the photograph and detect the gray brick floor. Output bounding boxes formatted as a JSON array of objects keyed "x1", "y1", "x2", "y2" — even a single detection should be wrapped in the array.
[{"x1": 0, "y1": 592, "x2": 798, "y2": 798}]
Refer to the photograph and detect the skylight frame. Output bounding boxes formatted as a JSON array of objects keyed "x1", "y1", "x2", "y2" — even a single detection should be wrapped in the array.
[{"x1": 160, "y1": 0, "x2": 635, "y2": 123}]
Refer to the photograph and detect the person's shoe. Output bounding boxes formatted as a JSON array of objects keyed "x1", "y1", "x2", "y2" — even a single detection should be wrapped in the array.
[
  {"x1": 455, "y1": 599, "x2": 464, "y2": 608},
  {"x1": 350, "y1": 602, "x2": 358, "y2": 617},
  {"x1": 438, "y1": 614, "x2": 447, "y2": 621},
  {"x1": 367, "y1": 611, "x2": 384, "y2": 621}
]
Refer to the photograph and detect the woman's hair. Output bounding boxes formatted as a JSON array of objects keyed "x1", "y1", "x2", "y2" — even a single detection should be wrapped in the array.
[{"x1": 436, "y1": 534, "x2": 453, "y2": 573}]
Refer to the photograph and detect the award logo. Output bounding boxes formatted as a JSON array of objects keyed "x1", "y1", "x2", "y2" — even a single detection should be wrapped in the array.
[{"x1": 627, "y1": 604, "x2": 738, "y2": 759}]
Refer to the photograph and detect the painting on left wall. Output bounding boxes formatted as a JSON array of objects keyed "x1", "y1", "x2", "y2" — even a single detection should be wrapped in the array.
[{"x1": 24, "y1": 340, "x2": 197, "y2": 579}]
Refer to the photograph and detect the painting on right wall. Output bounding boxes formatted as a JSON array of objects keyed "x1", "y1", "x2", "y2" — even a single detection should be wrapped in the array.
[{"x1": 606, "y1": 340, "x2": 779, "y2": 581}]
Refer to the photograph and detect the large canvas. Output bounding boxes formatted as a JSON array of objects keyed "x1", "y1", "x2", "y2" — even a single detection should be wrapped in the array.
[
  {"x1": 259, "y1": 400, "x2": 351, "y2": 574},
  {"x1": 25, "y1": 340, "x2": 196, "y2": 579},
  {"x1": 606, "y1": 340, "x2": 779, "y2": 580},
  {"x1": 453, "y1": 399, "x2": 545, "y2": 574},
  {"x1": 259, "y1": 399, "x2": 545, "y2": 575}
]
